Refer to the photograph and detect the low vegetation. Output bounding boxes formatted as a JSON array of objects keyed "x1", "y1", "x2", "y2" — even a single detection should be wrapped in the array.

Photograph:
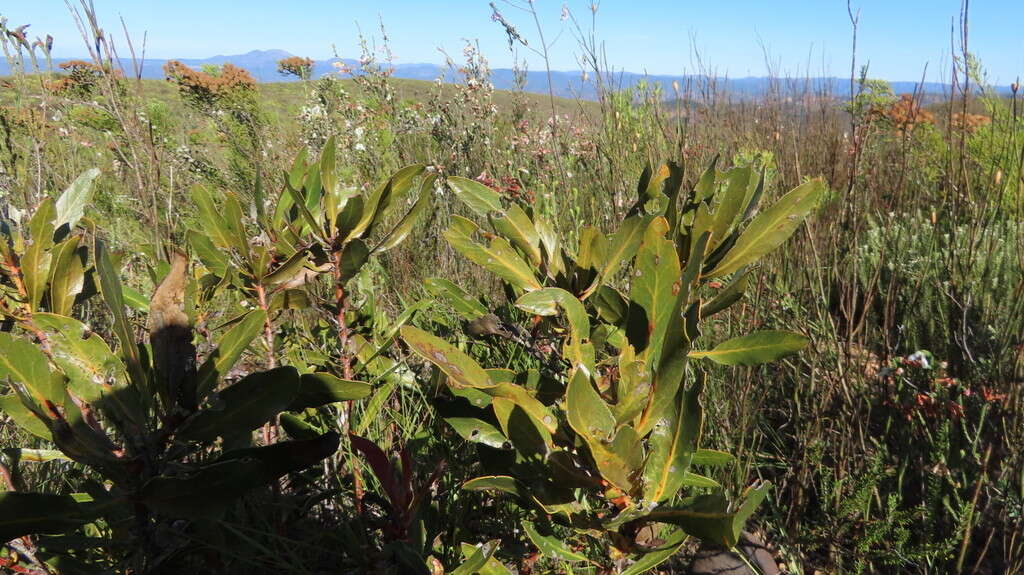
[{"x1": 0, "y1": 5, "x2": 1021, "y2": 574}]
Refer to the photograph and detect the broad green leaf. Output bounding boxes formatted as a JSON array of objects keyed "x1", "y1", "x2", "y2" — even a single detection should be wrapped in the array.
[
  {"x1": 687, "y1": 203, "x2": 714, "y2": 258},
  {"x1": 485, "y1": 383, "x2": 557, "y2": 434},
  {"x1": 689, "y1": 330, "x2": 809, "y2": 366},
  {"x1": 692, "y1": 448, "x2": 735, "y2": 466},
  {"x1": 491, "y1": 398, "x2": 552, "y2": 458},
  {"x1": 445, "y1": 417, "x2": 509, "y2": 449},
  {"x1": 280, "y1": 412, "x2": 320, "y2": 440},
  {"x1": 741, "y1": 170, "x2": 767, "y2": 222},
  {"x1": 400, "y1": 325, "x2": 494, "y2": 389},
  {"x1": 459, "y1": 542, "x2": 514, "y2": 575},
  {"x1": 335, "y1": 195, "x2": 364, "y2": 242},
  {"x1": 424, "y1": 277, "x2": 488, "y2": 320},
  {"x1": 263, "y1": 249, "x2": 310, "y2": 288},
  {"x1": 287, "y1": 148, "x2": 308, "y2": 191},
  {"x1": 32, "y1": 314, "x2": 128, "y2": 406},
  {"x1": 320, "y1": 137, "x2": 338, "y2": 211},
  {"x1": 191, "y1": 186, "x2": 242, "y2": 252},
  {"x1": 644, "y1": 481, "x2": 771, "y2": 547},
  {"x1": 655, "y1": 229, "x2": 708, "y2": 368},
  {"x1": 638, "y1": 290, "x2": 701, "y2": 437},
  {"x1": 196, "y1": 309, "x2": 268, "y2": 400},
  {"x1": 490, "y1": 203, "x2": 542, "y2": 265},
  {"x1": 644, "y1": 371, "x2": 704, "y2": 502},
  {"x1": 612, "y1": 358, "x2": 650, "y2": 426},
  {"x1": 47, "y1": 236, "x2": 85, "y2": 316},
  {"x1": 94, "y1": 239, "x2": 148, "y2": 392},
  {"x1": 447, "y1": 176, "x2": 503, "y2": 217},
  {"x1": 54, "y1": 168, "x2": 100, "y2": 232},
  {"x1": 187, "y1": 229, "x2": 229, "y2": 277},
  {"x1": 444, "y1": 218, "x2": 542, "y2": 292},
  {"x1": 642, "y1": 164, "x2": 671, "y2": 202},
  {"x1": 600, "y1": 425, "x2": 644, "y2": 486},
  {"x1": 620, "y1": 528, "x2": 688, "y2": 575},
  {"x1": 179, "y1": 366, "x2": 300, "y2": 442},
  {"x1": 0, "y1": 393, "x2": 51, "y2": 439},
  {"x1": 122, "y1": 285, "x2": 150, "y2": 313},
  {"x1": 450, "y1": 386, "x2": 493, "y2": 409},
  {"x1": 3, "y1": 449, "x2": 70, "y2": 463},
  {"x1": 533, "y1": 216, "x2": 565, "y2": 276},
  {"x1": 354, "y1": 165, "x2": 425, "y2": 240},
  {"x1": 221, "y1": 193, "x2": 248, "y2": 253},
  {"x1": 329, "y1": 191, "x2": 362, "y2": 238},
  {"x1": 285, "y1": 178, "x2": 323, "y2": 241},
  {"x1": 0, "y1": 492, "x2": 97, "y2": 541},
  {"x1": 708, "y1": 167, "x2": 751, "y2": 248},
  {"x1": 680, "y1": 471, "x2": 721, "y2": 489},
  {"x1": 450, "y1": 540, "x2": 501, "y2": 575},
  {"x1": 515, "y1": 287, "x2": 590, "y2": 341},
  {"x1": 28, "y1": 197, "x2": 55, "y2": 246},
  {"x1": 705, "y1": 179, "x2": 823, "y2": 277},
  {"x1": 374, "y1": 173, "x2": 437, "y2": 253},
  {"x1": 701, "y1": 269, "x2": 750, "y2": 318},
  {"x1": 485, "y1": 368, "x2": 516, "y2": 384},
  {"x1": 566, "y1": 369, "x2": 615, "y2": 443},
  {"x1": 268, "y1": 289, "x2": 310, "y2": 312},
  {"x1": 304, "y1": 160, "x2": 324, "y2": 216},
  {"x1": 23, "y1": 198, "x2": 55, "y2": 311},
  {"x1": 581, "y1": 214, "x2": 651, "y2": 299},
  {"x1": 0, "y1": 332, "x2": 58, "y2": 405},
  {"x1": 522, "y1": 521, "x2": 588, "y2": 562},
  {"x1": 217, "y1": 431, "x2": 340, "y2": 479},
  {"x1": 693, "y1": 156, "x2": 719, "y2": 201},
  {"x1": 288, "y1": 372, "x2": 371, "y2": 410},
  {"x1": 593, "y1": 285, "x2": 628, "y2": 325},
  {"x1": 661, "y1": 162, "x2": 685, "y2": 235},
  {"x1": 371, "y1": 165, "x2": 426, "y2": 232},
  {"x1": 576, "y1": 226, "x2": 607, "y2": 273},
  {"x1": 629, "y1": 217, "x2": 681, "y2": 366},
  {"x1": 462, "y1": 475, "x2": 524, "y2": 498},
  {"x1": 339, "y1": 238, "x2": 370, "y2": 279}
]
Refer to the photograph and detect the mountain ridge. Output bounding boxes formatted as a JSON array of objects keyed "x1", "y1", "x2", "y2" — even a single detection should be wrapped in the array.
[{"x1": 3, "y1": 49, "x2": 1013, "y2": 99}]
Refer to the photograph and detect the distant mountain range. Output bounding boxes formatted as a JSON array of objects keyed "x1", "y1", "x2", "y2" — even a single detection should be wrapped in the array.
[{"x1": 2, "y1": 49, "x2": 1013, "y2": 99}]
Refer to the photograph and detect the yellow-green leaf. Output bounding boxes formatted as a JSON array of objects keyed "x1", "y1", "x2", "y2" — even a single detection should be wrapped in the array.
[
  {"x1": 447, "y1": 176, "x2": 504, "y2": 217},
  {"x1": 0, "y1": 332, "x2": 57, "y2": 406},
  {"x1": 400, "y1": 325, "x2": 494, "y2": 389},
  {"x1": 196, "y1": 309, "x2": 267, "y2": 399},
  {"x1": 705, "y1": 179, "x2": 823, "y2": 277},
  {"x1": 444, "y1": 217, "x2": 541, "y2": 292},
  {"x1": 689, "y1": 330, "x2": 809, "y2": 366}
]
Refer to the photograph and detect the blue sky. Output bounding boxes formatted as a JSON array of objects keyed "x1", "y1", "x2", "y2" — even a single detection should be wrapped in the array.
[{"x1": 3, "y1": 1, "x2": 1021, "y2": 84}]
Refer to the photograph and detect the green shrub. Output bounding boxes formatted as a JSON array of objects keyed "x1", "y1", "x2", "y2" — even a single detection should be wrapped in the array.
[{"x1": 402, "y1": 160, "x2": 821, "y2": 572}]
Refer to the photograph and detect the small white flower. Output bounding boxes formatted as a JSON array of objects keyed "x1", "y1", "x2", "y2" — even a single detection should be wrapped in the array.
[{"x1": 907, "y1": 351, "x2": 931, "y2": 369}]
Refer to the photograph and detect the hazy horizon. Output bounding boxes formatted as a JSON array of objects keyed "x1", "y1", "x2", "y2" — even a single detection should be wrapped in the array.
[{"x1": 2, "y1": 0, "x2": 1021, "y2": 86}]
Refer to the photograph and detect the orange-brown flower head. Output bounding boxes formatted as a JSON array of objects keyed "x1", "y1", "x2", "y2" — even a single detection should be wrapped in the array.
[
  {"x1": 163, "y1": 60, "x2": 256, "y2": 111},
  {"x1": 277, "y1": 56, "x2": 314, "y2": 80},
  {"x1": 870, "y1": 94, "x2": 934, "y2": 136},
  {"x1": 951, "y1": 112, "x2": 991, "y2": 133}
]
